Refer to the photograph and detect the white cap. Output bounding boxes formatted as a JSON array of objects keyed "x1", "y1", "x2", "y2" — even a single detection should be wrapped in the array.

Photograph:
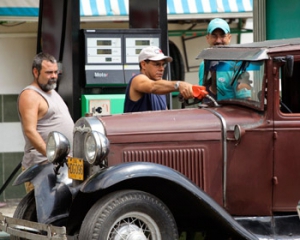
[{"x1": 138, "y1": 46, "x2": 173, "y2": 63}]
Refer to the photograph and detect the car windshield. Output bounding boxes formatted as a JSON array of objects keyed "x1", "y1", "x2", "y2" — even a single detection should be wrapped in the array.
[{"x1": 201, "y1": 60, "x2": 265, "y2": 110}]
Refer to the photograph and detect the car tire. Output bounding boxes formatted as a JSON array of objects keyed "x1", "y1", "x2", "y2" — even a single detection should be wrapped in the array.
[
  {"x1": 78, "y1": 189, "x2": 178, "y2": 240},
  {"x1": 11, "y1": 190, "x2": 37, "y2": 240}
]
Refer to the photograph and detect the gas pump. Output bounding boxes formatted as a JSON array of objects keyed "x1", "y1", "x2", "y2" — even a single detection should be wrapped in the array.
[
  {"x1": 37, "y1": 0, "x2": 169, "y2": 122},
  {"x1": 81, "y1": 29, "x2": 161, "y2": 116}
]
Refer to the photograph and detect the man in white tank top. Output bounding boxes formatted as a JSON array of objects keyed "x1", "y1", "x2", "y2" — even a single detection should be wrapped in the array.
[{"x1": 18, "y1": 52, "x2": 74, "y2": 192}]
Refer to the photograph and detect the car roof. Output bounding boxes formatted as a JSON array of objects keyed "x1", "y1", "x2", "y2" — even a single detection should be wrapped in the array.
[{"x1": 196, "y1": 38, "x2": 300, "y2": 61}]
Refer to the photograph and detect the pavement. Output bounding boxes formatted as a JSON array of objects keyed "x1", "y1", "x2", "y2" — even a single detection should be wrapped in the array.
[
  {"x1": 0, "y1": 200, "x2": 18, "y2": 217},
  {"x1": 0, "y1": 200, "x2": 19, "y2": 239}
]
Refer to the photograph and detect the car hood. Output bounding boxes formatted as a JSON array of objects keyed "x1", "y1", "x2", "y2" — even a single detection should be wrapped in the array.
[{"x1": 97, "y1": 106, "x2": 264, "y2": 144}]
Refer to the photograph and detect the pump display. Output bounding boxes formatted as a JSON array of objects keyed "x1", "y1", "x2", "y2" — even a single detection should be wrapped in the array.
[{"x1": 83, "y1": 29, "x2": 160, "y2": 86}]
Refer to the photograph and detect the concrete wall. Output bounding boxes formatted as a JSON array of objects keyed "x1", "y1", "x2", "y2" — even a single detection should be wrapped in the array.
[
  {"x1": 0, "y1": 24, "x2": 37, "y2": 155},
  {"x1": 0, "y1": 23, "x2": 38, "y2": 200}
]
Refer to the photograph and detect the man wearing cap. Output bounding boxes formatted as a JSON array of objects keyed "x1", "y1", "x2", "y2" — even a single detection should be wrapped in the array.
[
  {"x1": 124, "y1": 46, "x2": 199, "y2": 112},
  {"x1": 198, "y1": 18, "x2": 251, "y2": 102},
  {"x1": 205, "y1": 18, "x2": 231, "y2": 48}
]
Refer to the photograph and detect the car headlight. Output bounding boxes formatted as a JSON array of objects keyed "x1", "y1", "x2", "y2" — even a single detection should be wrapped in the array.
[
  {"x1": 46, "y1": 131, "x2": 70, "y2": 163},
  {"x1": 84, "y1": 131, "x2": 109, "y2": 165}
]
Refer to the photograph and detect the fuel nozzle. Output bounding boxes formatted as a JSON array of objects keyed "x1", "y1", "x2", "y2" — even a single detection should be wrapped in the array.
[
  {"x1": 192, "y1": 85, "x2": 208, "y2": 100},
  {"x1": 178, "y1": 85, "x2": 208, "y2": 105},
  {"x1": 192, "y1": 85, "x2": 220, "y2": 107}
]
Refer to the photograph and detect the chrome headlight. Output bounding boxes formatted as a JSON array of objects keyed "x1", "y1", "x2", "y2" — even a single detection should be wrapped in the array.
[
  {"x1": 46, "y1": 131, "x2": 70, "y2": 163},
  {"x1": 84, "y1": 131, "x2": 109, "y2": 165}
]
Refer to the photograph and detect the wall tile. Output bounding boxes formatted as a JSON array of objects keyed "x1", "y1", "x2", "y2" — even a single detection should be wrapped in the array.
[
  {"x1": 0, "y1": 153, "x2": 3, "y2": 201},
  {"x1": 0, "y1": 123, "x2": 25, "y2": 153},
  {"x1": 0, "y1": 95, "x2": 2, "y2": 122},
  {"x1": 3, "y1": 94, "x2": 19, "y2": 122},
  {"x1": 1, "y1": 152, "x2": 25, "y2": 201}
]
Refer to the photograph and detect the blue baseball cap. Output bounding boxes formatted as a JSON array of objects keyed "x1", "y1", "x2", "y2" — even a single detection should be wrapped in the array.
[{"x1": 207, "y1": 18, "x2": 230, "y2": 34}]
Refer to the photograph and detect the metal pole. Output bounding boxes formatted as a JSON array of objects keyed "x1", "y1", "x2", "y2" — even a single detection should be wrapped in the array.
[{"x1": 0, "y1": 162, "x2": 21, "y2": 196}]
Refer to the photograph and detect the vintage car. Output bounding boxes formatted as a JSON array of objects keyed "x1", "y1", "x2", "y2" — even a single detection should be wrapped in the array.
[{"x1": 2, "y1": 38, "x2": 300, "y2": 240}]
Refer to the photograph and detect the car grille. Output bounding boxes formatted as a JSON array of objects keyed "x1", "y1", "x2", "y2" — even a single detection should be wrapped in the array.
[
  {"x1": 123, "y1": 148, "x2": 205, "y2": 188},
  {"x1": 73, "y1": 131, "x2": 86, "y2": 159}
]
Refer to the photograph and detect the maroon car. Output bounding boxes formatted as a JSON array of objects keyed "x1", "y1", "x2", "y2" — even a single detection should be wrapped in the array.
[{"x1": 2, "y1": 38, "x2": 300, "y2": 240}]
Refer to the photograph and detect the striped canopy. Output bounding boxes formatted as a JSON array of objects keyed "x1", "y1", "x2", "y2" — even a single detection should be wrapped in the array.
[{"x1": 0, "y1": 0, "x2": 253, "y2": 22}]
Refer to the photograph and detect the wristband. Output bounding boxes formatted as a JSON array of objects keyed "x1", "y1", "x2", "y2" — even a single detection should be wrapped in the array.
[{"x1": 174, "y1": 81, "x2": 180, "y2": 90}]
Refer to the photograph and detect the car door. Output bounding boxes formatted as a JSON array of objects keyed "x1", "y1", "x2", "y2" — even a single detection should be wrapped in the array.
[{"x1": 273, "y1": 59, "x2": 300, "y2": 211}]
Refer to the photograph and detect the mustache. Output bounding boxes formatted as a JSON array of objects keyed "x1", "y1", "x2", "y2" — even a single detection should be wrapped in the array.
[{"x1": 48, "y1": 78, "x2": 57, "y2": 84}]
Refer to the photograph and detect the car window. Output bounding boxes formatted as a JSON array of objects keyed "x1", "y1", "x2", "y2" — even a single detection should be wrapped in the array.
[
  {"x1": 279, "y1": 61, "x2": 300, "y2": 113},
  {"x1": 202, "y1": 60, "x2": 264, "y2": 110}
]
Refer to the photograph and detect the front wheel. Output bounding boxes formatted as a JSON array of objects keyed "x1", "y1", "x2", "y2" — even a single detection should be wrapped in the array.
[
  {"x1": 78, "y1": 189, "x2": 178, "y2": 240},
  {"x1": 10, "y1": 190, "x2": 37, "y2": 240}
]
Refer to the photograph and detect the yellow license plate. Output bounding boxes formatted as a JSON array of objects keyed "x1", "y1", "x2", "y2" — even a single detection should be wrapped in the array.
[{"x1": 68, "y1": 157, "x2": 84, "y2": 180}]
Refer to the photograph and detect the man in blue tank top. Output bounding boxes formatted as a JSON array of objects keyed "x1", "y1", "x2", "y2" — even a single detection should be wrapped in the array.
[{"x1": 124, "y1": 46, "x2": 197, "y2": 112}]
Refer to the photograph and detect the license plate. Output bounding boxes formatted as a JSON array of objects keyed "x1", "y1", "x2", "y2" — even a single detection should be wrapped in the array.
[{"x1": 68, "y1": 157, "x2": 84, "y2": 180}]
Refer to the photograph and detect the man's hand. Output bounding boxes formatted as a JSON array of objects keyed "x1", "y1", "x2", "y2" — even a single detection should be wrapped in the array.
[{"x1": 178, "y1": 82, "x2": 194, "y2": 99}]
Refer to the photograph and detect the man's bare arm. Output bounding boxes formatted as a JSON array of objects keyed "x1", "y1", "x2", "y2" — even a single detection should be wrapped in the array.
[
  {"x1": 18, "y1": 89, "x2": 48, "y2": 156},
  {"x1": 130, "y1": 74, "x2": 194, "y2": 101}
]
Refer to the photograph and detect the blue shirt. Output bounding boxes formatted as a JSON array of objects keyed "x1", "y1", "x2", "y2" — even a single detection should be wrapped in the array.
[
  {"x1": 198, "y1": 61, "x2": 251, "y2": 100},
  {"x1": 124, "y1": 74, "x2": 167, "y2": 113}
]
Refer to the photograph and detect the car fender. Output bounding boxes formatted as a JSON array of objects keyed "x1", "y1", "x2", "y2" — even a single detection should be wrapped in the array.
[
  {"x1": 75, "y1": 162, "x2": 257, "y2": 239},
  {"x1": 13, "y1": 163, "x2": 48, "y2": 185},
  {"x1": 14, "y1": 163, "x2": 73, "y2": 225}
]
